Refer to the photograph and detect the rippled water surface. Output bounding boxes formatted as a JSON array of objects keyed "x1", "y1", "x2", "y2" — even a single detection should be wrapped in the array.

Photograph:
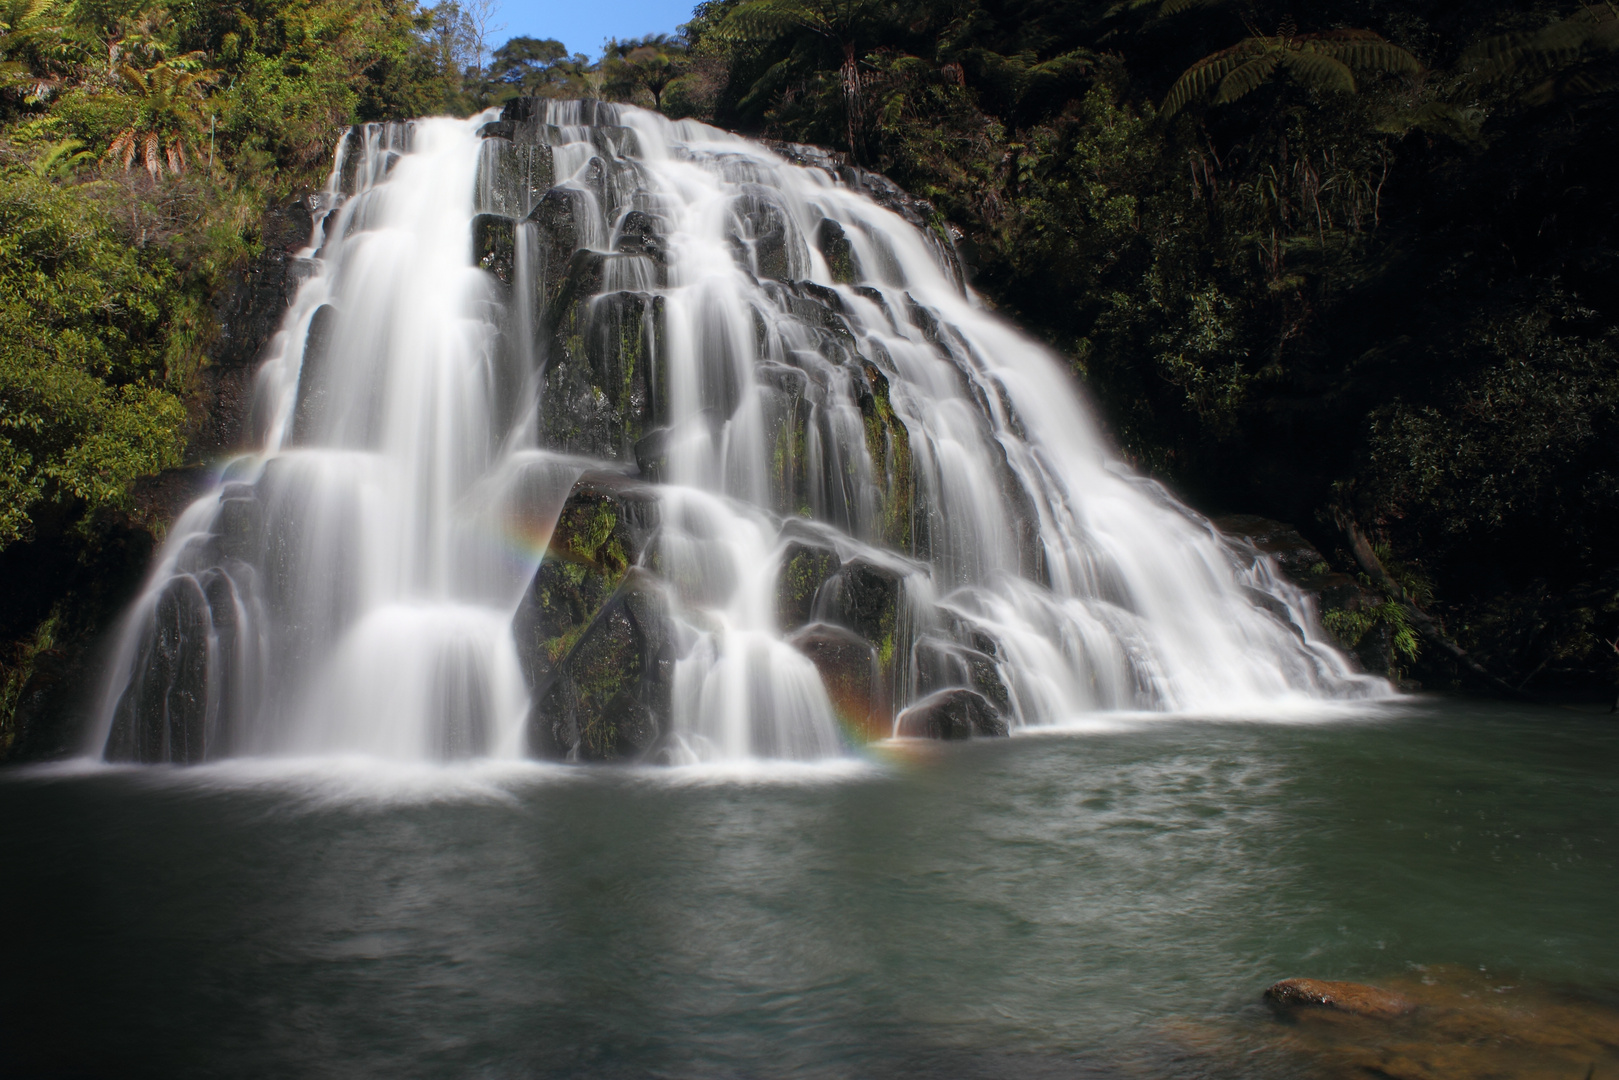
[{"x1": 3, "y1": 698, "x2": 1616, "y2": 1078}]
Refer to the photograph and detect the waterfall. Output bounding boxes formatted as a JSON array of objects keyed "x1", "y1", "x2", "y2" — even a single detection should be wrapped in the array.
[{"x1": 92, "y1": 101, "x2": 1388, "y2": 766}]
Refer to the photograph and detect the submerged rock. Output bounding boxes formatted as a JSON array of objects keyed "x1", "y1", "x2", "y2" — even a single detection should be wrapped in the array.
[
  {"x1": 1264, "y1": 978, "x2": 1416, "y2": 1020},
  {"x1": 895, "y1": 687, "x2": 1007, "y2": 740}
]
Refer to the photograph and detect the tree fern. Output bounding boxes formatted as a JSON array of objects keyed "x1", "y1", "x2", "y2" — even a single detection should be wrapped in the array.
[{"x1": 1164, "y1": 28, "x2": 1420, "y2": 116}]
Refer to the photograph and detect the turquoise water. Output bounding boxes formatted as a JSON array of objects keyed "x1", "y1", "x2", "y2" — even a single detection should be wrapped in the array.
[{"x1": 2, "y1": 698, "x2": 1615, "y2": 1077}]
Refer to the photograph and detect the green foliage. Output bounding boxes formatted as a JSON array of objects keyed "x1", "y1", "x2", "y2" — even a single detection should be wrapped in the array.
[
  {"x1": 0, "y1": 167, "x2": 186, "y2": 545},
  {"x1": 1324, "y1": 600, "x2": 1420, "y2": 663}
]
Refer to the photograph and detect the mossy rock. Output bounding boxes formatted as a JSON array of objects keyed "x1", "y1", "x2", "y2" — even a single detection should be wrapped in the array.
[
  {"x1": 776, "y1": 539, "x2": 841, "y2": 631},
  {"x1": 539, "y1": 285, "x2": 665, "y2": 460},
  {"x1": 511, "y1": 473, "x2": 661, "y2": 691},
  {"x1": 789, "y1": 622, "x2": 883, "y2": 741},
  {"x1": 825, "y1": 556, "x2": 906, "y2": 675},
  {"x1": 855, "y1": 361, "x2": 914, "y2": 550},
  {"x1": 529, "y1": 568, "x2": 675, "y2": 762},
  {"x1": 472, "y1": 213, "x2": 515, "y2": 285},
  {"x1": 816, "y1": 218, "x2": 858, "y2": 284},
  {"x1": 895, "y1": 687, "x2": 1007, "y2": 740}
]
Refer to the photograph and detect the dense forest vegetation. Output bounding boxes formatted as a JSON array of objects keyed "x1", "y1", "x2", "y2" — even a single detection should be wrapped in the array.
[{"x1": 3, "y1": 0, "x2": 1617, "y2": 753}]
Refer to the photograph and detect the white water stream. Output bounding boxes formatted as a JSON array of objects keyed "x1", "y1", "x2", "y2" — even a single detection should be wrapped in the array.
[{"x1": 93, "y1": 103, "x2": 1387, "y2": 765}]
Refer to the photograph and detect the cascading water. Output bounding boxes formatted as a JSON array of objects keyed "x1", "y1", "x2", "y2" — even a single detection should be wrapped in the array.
[{"x1": 93, "y1": 100, "x2": 1388, "y2": 767}]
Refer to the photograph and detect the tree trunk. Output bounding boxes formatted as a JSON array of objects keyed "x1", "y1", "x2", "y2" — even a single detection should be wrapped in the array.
[{"x1": 841, "y1": 40, "x2": 863, "y2": 163}]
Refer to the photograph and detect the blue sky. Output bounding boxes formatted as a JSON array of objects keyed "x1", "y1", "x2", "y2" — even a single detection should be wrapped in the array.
[{"x1": 491, "y1": 0, "x2": 699, "y2": 58}]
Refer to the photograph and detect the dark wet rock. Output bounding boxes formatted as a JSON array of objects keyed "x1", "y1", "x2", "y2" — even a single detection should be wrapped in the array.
[
  {"x1": 511, "y1": 472, "x2": 661, "y2": 693},
  {"x1": 914, "y1": 636, "x2": 1010, "y2": 712},
  {"x1": 789, "y1": 622, "x2": 882, "y2": 740},
  {"x1": 633, "y1": 427, "x2": 669, "y2": 482},
  {"x1": 614, "y1": 210, "x2": 667, "y2": 264},
  {"x1": 524, "y1": 187, "x2": 585, "y2": 307},
  {"x1": 730, "y1": 184, "x2": 806, "y2": 281},
  {"x1": 762, "y1": 140, "x2": 965, "y2": 284},
  {"x1": 215, "y1": 493, "x2": 261, "y2": 561},
  {"x1": 855, "y1": 361, "x2": 914, "y2": 549},
  {"x1": 529, "y1": 568, "x2": 675, "y2": 762},
  {"x1": 478, "y1": 139, "x2": 553, "y2": 217},
  {"x1": 756, "y1": 363, "x2": 811, "y2": 515},
  {"x1": 776, "y1": 539, "x2": 842, "y2": 632},
  {"x1": 824, "y1": 557, "x2": 905, "y2": 669},
  {"x1": 540, "y1": 283, "x2": 664, "y2": 460},
  {"x1": 290, "y1": 304, "x2": 338, "y2": 444},
  {"x1": 895, "y1": 687, "x2": 1007, "y2": 740},
  {"x1": 817, "y1": 218, "x2": 858, "y2": 284},
  {"x1": 472, "y1": 213, "x2": 515, "y2": 285},
  {"x1": 105, "y1": 576, "x2": 214, "y2": 763},
  {"x1": 1264, "y1": 979, "x2": 1416, "y2": 1020}
]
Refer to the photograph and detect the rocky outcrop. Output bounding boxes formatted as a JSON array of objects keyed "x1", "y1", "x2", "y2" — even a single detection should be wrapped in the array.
[
  {"x1": 192, "y1": 194, "x2": 314, "y2": 462},
  {"x1": 1264, "y1": 978, "x2": 1416, "y2": 1020},
  {"x1": 1214, "y1": 515, "x2": 1398, "y2": 679},
  {"x1": 511, "y1": 473, "x2": 680, "y2": 762},
  {"x1": 762, "y1": 140, "x2": 965, "y2": 290}
]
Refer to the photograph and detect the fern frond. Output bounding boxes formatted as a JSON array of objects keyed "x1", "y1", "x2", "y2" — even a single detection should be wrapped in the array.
[
  {"x1": 1163, "y1": 50, "x2": 1255, "y2": 114},
  {"x1": 1213, "y1": 53, "x2": 1280, "y2": 103},
  {"x1": 715, "y1": 0, "x2": 823, "y2": 43},
  {"x1": 1281, "y1": 50, "x2": 1355, "y2": 93},
  {"x1": 143, "y1": 132, "x2": 160, "y2": 178},
  {"x1": 1309, "y1": 35, "x2": 1421, "y2": 74}
]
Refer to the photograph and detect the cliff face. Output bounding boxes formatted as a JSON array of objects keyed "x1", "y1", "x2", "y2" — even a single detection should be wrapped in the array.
[{"x1": 0, "y1": 197, "x2": 313, "y2": 763}]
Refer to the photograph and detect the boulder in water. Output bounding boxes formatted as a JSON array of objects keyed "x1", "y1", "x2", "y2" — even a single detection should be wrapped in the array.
[
  {"x1": 529, "y1": 568, "x2": 675, "y2": 762},
  {"x1": 914, "y1": 636, "x2": 1010, "y2": 714},
  {"x1": 789, "y1": 622, "x2": 883, "y2": 739},
  {"x1": 895, "y1": 687, "x2": 1008, "y2": 740},
  {"x1": 1264, "y1": 978, "x2": 1416, "y2": 1020}
]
